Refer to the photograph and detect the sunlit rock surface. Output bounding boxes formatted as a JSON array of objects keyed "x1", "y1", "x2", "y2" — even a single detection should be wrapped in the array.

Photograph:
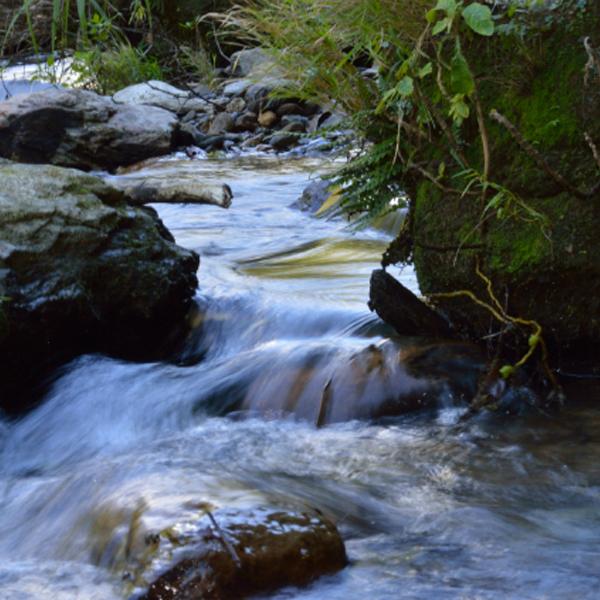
[{"x1": 0, "y1": 88, "x2": 180, "y2": 170}]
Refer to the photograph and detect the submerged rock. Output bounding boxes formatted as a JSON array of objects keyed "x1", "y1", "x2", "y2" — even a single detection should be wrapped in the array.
[
  {"x1": 140, "y1": 507, "x2": 347, "y2": 600},
  {"x1": 239, "y1": 338, "x2": 486, "y2": 424},
  {"x1": 0, "y1": 88, "x2": 180, "y2": 170},
  {"x1": 0, "y1": 161, "x2": 199, "y2": 412}
]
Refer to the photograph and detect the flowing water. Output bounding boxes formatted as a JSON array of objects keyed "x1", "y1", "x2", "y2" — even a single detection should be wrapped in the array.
[{"x1": 1, "y1": 155, "x2": 600, "y2": 599}]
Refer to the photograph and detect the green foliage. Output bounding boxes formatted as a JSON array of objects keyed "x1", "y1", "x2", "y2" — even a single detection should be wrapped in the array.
[
  {"x1": 329, "y1": 137, "x2": 408, "y2": 227},
  {"x1": 233, "y1": 0, "x2": 597, "y2": 229},
  {"x1": 71, "y1": 44, "x2": 163, "y2": 94}
]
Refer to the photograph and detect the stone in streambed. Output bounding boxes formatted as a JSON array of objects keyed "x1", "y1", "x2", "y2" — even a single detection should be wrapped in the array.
[
  {"x1": 141, "y1": 507, "x2": 347, "y2": 600},
  {"x1": 369, "y1": 269, "x2": 452, "y2": 337},
  {"x1": 0, "y1": 160, "x2": 199, "y2": 413},
  {"x1": 208, "y1": 112, "x2": 235, "y2": 135},
  {"x1": 0, "y1": 88, "x2": 180, "y2": 170},
  {"x1": 258, "y1": 110, "x2": 278, "y2": 128},
  {"x1": 233, "y1": 111, "x2": 258, "y2": 132},
  {"x1": 268, "y1": 132, "x2": 298, "y2": 151},
  {"x1": 225, "y1": 96, "x2": 246, "y2": 113},
  {"x1": 290, "y1": 179, "x2": 334, "y2": 213}
]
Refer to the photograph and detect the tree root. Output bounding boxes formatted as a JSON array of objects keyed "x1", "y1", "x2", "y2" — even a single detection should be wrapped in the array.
[{"x1": 428, "y1": 258, "x2": 562, "y2": 414}]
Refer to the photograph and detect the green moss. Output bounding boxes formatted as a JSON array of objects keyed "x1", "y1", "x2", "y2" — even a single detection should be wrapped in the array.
[
  {"x1": 499, "y1": 45, "x2": 582, "y2": 150},
  {"x1": 487, "y1": 221, "x2": 548, "y2": 275}
]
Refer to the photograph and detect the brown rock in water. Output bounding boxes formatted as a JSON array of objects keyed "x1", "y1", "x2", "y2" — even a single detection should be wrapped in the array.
[
  {"x1": 258, "y1": 110, "x2": 278, "y2": 128},
  {"x1": 142, "y1": 508, "x2": 347, "y2": 600}
]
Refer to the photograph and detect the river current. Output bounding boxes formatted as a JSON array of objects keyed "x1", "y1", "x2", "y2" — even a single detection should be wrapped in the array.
[{"x1": 1, "y1": 155, "x2": 599, "y2": 599}]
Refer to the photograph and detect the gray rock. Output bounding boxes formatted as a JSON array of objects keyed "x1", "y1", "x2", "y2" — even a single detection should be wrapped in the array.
[
  {"x1": 230, "y1": 48, "x2": 271, "y2": 77},
  {"x1": 0, "y1": 161, "x2": 199, "y2": 413},
  {"x1": 222, "y1": 79, "x2": 253, "y2": 97},
  {"x1": 240, "y1": 133, "x2": 265, "y2": 148},
  {"x1": 268, "y1": 132, "x2": 298, "y2": 151},
  {"x1": 318, "y1": 111, "x2": 347, "y2": 130},
  {"x1": 291, "y1": 179, "x2": 334, "y2": 213},
  {"x1": 225, "y1": 96, "x2": 246, "y2": 113},
  {"x1": 180, "y1": 110, "x2": 196, "y2": 123},
  {"x1": 0, "y1": 79, "x2": 59, "y2": 101},
  {"x1": 0, "y1": 88, "x2": 179, "y2": 170},
  {"x1": 105, "y1": 170, "x2": 233, "y2": 209},
  {"x1": 208, "y1": 112, "x2": 235, "y2": 135},
  {"x1": 189, "y1": 82, "x2": 214, "y2": 98},
  {"x1": 112, "y1": 80, "x2": 212, "y2": 115}
]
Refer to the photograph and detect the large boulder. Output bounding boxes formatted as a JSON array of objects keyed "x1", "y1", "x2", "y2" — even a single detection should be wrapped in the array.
[
  {"x1": 140, "y1": 507, "x2": 347, "y2": 599},
  {"x1": 0, "y1": 88, "x2": 181, "y2": 170},
  {"x1": 379, "y1": 13, "x2": 600, "y2": 373},
  {"x1": 0, "y1": 161, "x2": 199, "y2": 413}
]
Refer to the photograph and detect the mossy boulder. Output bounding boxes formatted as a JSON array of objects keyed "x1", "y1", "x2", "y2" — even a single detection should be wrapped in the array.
[
  {"x1": 0, "y1": 160, "x2": 199, "y2": 413},
  {"x1": 382, "y1": 10, "x2": 600, "y2": 369}
]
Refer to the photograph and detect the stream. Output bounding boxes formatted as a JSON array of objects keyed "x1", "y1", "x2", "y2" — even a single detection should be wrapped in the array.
[{"x1": 1, "y1": 155, "x2": 600, "y2": 599}]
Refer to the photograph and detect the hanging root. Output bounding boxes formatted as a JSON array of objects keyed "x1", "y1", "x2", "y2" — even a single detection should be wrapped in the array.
[{"x1": 428, "y1": 258, "x2": 563, "y2": 414}]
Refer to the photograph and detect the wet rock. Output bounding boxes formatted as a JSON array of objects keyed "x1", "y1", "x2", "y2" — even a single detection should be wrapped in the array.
[
  {"x1": 258, "y1": 110, "x2": 278, "y2": 128},
  {"x1": 195, "y1": 134, "x2": 227, "y2": 151},
  {"x1": 239, "y1": 338, "x2": 487, "y2": 424},
  {"x1": 208, "y1": 112, "x2": 235, "y2": 135},
  {"x1": 268, "y1": 132, "x2": 298, "y2": 151},
  {"x1": 141, "y1": 507, "x2": 347, "y2": 600},
  {"x1": 240, "y1": 133, "x2": 265, "y2": 149},
  {"x1": 291, "y1": 179, "x2": 334, "y2": 213},
  {"x1": 0, "y1": 160, "x2": 199, "y2": 413},
  {"x1": 318, "y1": 111, "x2": 347, "y2": 130},
  {"x1": 0, "y1": 88, "x2": 179, "y2": 170},
  {"x1": 369, "y1": 269, "x2": 452, "y2": 337},
  {"x1": 113, "y1": 81, "x2": 212, "y2": 115}
]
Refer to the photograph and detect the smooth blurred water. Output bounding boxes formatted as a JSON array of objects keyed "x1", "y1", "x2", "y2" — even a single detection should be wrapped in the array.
[{"x1": 1, "y1": 155, "x2": 599, "y2": 599}]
